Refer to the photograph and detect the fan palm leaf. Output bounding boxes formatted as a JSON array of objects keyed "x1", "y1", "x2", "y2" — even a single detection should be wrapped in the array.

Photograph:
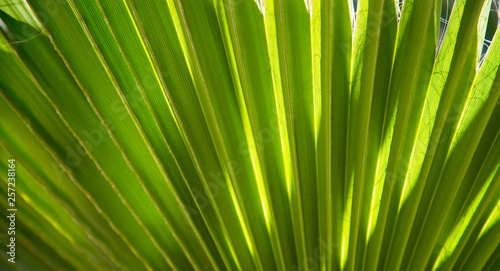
[{"x1": 0, "y1": 0, "x2": 500, "y2": 270}]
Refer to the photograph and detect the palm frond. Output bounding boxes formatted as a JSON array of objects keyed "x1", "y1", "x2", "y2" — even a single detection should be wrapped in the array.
[{"x1": 1, "y1": 0, "x2": 500, "y2": 270}]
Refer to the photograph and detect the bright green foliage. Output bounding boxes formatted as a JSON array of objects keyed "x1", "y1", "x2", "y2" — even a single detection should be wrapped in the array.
[{"x1": 0, "y1": 0, "x2": 500, "y2": 270}]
